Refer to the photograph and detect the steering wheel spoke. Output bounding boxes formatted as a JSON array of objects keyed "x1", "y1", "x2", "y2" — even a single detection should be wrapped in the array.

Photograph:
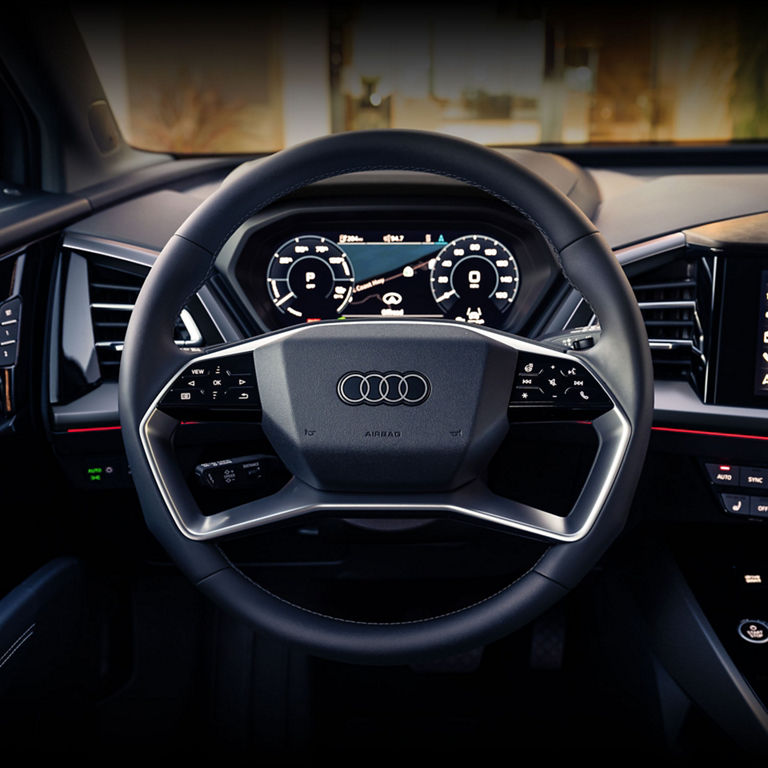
[
  {"x1": 152, "y1": 414, "x2": 626, "y2": 542},
  {"x1": 143, "y1": 331, "x2": 628, "y2": 545},
  {"x1": 145, "y1": 469, "x2": 615, "y2": 544}
]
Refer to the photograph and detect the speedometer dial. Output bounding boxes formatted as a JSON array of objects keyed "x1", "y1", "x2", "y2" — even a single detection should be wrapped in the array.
[
  {"x1": 429, "y1": 235, "x2": 520, "y2": 325},
  {"x1": 267, "y1": 236, "x2": 354, "y2": 320}
]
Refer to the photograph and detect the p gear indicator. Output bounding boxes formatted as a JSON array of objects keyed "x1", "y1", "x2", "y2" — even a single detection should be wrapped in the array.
[{"x1": 266, "y1": 236, "x2": 354, "y2": 320}]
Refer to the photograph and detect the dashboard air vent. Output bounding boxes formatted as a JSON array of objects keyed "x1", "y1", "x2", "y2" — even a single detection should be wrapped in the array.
[
  {"x1": 86, "y1": 256, "x2": 203, "y2": 380},
  {"x1": 629, "y1": 257, "x2": 706, "y2": 382}
]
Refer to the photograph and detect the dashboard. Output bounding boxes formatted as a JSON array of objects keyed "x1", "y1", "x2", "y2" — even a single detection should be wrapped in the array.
[
  {"x1": 4, "y1": 147, "x2": 768, "y2": 753},
  {"x1": 220, "y1": 204, "x2": 558, "y2": 333}
]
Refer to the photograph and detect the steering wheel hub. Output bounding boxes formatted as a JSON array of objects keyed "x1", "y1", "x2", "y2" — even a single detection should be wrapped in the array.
[{"x1": 255, "y1": 321, "x2": 513, "y2": 492}]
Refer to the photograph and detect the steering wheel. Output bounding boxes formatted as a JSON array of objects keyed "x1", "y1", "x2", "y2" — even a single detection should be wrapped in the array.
[{"x1": 119, "y1": 130, "x2": 652, "y2": 664}]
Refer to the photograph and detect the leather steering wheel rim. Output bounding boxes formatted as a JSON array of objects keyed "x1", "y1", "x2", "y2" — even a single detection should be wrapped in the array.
[{"x1": 119, "y1": 130, "x2": 653, "y2": 664}]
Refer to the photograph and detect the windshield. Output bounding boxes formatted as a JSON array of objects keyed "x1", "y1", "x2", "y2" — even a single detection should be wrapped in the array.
[{"x1": 76, "y1": 5, "x2": 768, "y2": 154}]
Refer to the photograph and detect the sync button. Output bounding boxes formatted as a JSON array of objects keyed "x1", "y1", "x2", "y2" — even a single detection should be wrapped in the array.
[{"x1": 741, "y1": 467, "x2": 768, "y2": 489}]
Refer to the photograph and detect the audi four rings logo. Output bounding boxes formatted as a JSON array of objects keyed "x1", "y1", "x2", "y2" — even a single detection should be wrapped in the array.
[{"x1": 337, "y1": 371, "x2": 431, "y2": 406}]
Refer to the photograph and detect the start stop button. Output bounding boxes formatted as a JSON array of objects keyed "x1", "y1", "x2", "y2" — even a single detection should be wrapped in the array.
[{"x1": 738, "y1": 619, "x2": 768, "y2": 644}]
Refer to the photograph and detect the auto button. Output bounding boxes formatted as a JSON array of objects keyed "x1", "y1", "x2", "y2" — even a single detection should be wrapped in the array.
[{"x1": 705, "y1": 463, "x2": 739, "y2": 486}]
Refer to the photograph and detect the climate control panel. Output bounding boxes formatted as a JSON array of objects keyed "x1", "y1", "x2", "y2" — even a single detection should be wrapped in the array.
[{"x1": 705, "y1": 462, "x2": 768, "y2": 518}]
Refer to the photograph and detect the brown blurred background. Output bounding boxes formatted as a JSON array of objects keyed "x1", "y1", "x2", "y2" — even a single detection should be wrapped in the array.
[{"x1": 75, "y1": 3, "x2": 768, "y2": 153}]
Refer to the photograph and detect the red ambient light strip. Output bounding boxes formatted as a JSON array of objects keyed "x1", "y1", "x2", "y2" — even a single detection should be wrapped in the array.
[
  {"x1": 652, "y1": 426, "x2": 768, "y2": 441},
  {"x1": 64, "y1": 425, "x2": 768, "y2": 440},
  {"x1": 66, "y1": 425, "x2": 122, "y2": 433},
  {"x1": 67, "y1": 421, "x2": 199, "y2": 433}
]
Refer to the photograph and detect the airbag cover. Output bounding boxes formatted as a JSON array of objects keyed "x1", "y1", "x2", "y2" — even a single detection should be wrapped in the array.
[{"x1": 254, "y1": 322, "x2": 514, "y2": 491}]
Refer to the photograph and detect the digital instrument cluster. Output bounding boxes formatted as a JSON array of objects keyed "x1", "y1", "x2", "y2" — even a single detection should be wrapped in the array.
[{"x1": 264, "y1": 230, "x2": 520, "y2": 327}]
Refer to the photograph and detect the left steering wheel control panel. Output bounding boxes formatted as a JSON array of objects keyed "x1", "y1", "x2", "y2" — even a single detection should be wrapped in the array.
[{"x1": 159, "y1": 352, "x2": 260, "y2": 419}]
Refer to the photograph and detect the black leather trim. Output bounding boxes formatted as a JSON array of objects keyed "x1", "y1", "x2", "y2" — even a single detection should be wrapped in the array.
[
  {"x1": 197, "y1": 565, "x2": 567, "y2": 665},
  {"x1": 535, "y1": 233, "x2": 653, "y2": 588},
  {"x1": 0, "y1": 558, "x2": 85, "y2": 691},
  {"x1": 119, "y1": 235, "x2": 228, "y2": 582},
  {"x1": 176, "y1": 130, "x2": 597, "y2": 256}
]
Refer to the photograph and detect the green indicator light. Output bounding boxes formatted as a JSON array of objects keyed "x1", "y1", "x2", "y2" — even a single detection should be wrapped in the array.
[{"x1": 87, "y1": 466, "x2": 103, "y2": 481}]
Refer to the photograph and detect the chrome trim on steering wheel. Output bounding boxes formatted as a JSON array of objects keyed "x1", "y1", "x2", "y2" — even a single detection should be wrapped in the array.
[{"x1": 139, "y1": 320, "x2": 630, "y2": 544}]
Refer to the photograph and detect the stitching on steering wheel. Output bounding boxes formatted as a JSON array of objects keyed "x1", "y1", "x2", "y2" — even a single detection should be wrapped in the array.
[{"x1": 209, "y1": 543, "x2": 553, "y2": 627}]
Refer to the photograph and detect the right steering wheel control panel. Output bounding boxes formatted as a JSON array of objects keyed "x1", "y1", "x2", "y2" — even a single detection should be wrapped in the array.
[{"x1": 508, "y1": 351, "x2": 612, "y2": 419}]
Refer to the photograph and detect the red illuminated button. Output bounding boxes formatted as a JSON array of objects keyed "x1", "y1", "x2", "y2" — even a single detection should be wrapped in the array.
[{"x1": 705, "y1": 463, "x2": 740, "y2": 486}]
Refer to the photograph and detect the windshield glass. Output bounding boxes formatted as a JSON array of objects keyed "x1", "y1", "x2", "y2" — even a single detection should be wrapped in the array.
[{"x1": 76, "y1": 5, "x2": 768, "y2": 154}]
